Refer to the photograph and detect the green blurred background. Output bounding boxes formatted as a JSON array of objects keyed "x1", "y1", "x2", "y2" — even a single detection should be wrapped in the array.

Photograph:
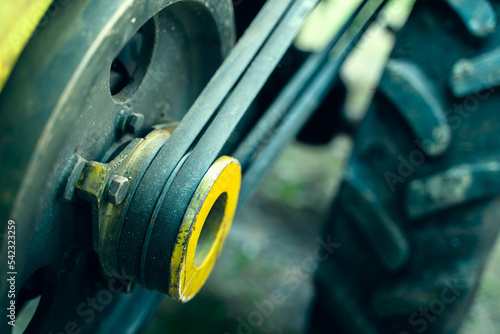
[{"x1": 146, "y1": 1, "x2": 500, "y2": 333}]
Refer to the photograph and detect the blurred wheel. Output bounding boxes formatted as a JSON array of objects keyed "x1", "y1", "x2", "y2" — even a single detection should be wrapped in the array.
[{"x1": 310, "y1": 0, "x2": 500, "y2": 333}]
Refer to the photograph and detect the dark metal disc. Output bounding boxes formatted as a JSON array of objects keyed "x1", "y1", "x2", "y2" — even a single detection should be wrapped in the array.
[{"x1": 0, "y1": 0, "x2": 234, "y2": 332}]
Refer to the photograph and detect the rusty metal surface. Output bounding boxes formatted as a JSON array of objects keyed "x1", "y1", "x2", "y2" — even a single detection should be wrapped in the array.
[{"x1": 0, "y1": 0, "x2": 234, "y2": 332}]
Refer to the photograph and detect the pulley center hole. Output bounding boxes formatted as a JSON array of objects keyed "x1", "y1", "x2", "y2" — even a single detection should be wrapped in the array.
[{"x1": 194, "y1": 193, "x2": 228, "y2": 268}]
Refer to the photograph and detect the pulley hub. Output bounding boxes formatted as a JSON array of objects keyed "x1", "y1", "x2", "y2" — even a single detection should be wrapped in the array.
[{"x1": 75, "y1": 127, "x2": 241, "y2": 301}]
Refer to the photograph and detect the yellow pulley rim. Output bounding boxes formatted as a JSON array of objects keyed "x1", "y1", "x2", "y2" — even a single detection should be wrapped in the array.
[{"x1": 168, "y1": 156, "x2": 242, "y2": 302}]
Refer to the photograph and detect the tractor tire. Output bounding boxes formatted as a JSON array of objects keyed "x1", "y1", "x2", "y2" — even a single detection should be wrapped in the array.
[{"x1": 310, "y1": 0, "x2": 500, "y2": 333}]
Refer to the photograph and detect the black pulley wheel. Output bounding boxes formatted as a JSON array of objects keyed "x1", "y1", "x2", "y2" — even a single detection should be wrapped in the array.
[{"x1": 0, "y1": 0, "x2": 234, "y2": 332}]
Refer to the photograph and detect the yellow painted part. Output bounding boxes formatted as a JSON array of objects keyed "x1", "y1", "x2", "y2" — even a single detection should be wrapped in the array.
[
  {"x1": 76, "y1": 162, "x2": 111, "y2": 204},
  {"x1": 169, "y1": 156, "x2": 242, "y2": 302},
  {"x1": 98, "y1": 129, "x2": 172, "y2": 276},
  {"x1": 0, "y1": 0, "x2": 52, "y2": 93}
]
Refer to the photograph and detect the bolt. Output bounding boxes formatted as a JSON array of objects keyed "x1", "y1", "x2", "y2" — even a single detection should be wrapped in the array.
[
  {"x1": 124, "y1": 113, "x2": 144, "y2": 134},
  {"x1": 107, "y1": 176, "x2": 129, "y2": 205}
]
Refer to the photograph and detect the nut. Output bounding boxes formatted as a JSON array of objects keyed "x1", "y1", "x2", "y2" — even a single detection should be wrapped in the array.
[
  {"x1": 107, "y1": 176, "x2": 129, "y2": 205},
  {"x1": 125, "y1": 113, "x2": 144, "y2": 134}
]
